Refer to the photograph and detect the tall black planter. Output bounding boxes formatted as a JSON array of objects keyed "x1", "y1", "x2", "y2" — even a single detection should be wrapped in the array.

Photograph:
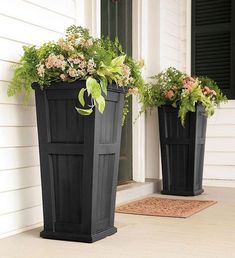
[
  {"x1": 158, "y1": 104, "x2": 207, "y2": 196},
  {"x1": 32, "y1": 81, "x2": 125, "y2": 243}
]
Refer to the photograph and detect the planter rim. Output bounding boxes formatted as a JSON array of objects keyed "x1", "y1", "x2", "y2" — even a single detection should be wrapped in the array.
[
  {"x1": 158, "y1": 103, "x2": 203, "y2": 108},
  {"x1": 32, "y1": 81, "x2": 127, "y2": 93}
]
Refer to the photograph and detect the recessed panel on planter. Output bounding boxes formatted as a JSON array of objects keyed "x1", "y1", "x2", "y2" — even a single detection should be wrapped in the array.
[
  {"x1": 95, "y1": 154, "x2": 115, "y2": 232},
  {"x1": 51, "y1": 154, "x2": 83, "y2": 228},
  {"x1": 99, "y1": 95, "x2": 118, "y2": 144},
  {"x1": 165, "y1": 109, "x2": 191, "y2": 138},
  {"x1": 47, "y1": 93, "x2": 84, "y2": 144},
  {"x1": 166, "y1": 144, "x2": 190, "y2": 192}
]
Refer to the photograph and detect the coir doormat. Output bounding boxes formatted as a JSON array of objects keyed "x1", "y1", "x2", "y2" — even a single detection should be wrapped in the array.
[{"x1": 116, "y1": 197, "x2": 217, "y2": 218}]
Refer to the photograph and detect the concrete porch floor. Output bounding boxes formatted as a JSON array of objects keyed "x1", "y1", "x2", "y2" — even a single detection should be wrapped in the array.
[{"x1": 0, "y1": 186, "x2": 235, "y2": 258}]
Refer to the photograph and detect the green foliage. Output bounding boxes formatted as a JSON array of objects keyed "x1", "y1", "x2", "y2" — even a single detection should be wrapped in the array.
[
  {"x1": 122, "y1": 96, "x2": 129, "y2": 126},
  {"x1": 8, "y1": 25, "x2": 144, "y2": 119},
  {"x1": 66, "y1": 25, "x2": 90, "y2": 39},
  {"x1": 8, "y1": 46, "x2": 39, "y2": 101},
  {"x1": 139, "y1": 67, "x2": 227, "y2": 125},
  {"x1": 198, "y1": 76, "x2": 227, "y2": 105}
]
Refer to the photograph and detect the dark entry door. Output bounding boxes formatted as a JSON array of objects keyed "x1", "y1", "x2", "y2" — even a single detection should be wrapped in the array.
[{"x1": 101, "y1": 0, "x2": 133, "y2": 184}]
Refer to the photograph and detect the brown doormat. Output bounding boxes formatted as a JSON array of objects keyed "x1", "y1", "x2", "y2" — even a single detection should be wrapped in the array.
[{"x1": 116, "y1": 197, "x2": 217, "y2": 218}]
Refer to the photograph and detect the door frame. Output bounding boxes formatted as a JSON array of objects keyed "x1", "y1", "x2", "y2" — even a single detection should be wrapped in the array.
[{"x1": 75, "y1": 0, "x2": 146, "y2": 182}]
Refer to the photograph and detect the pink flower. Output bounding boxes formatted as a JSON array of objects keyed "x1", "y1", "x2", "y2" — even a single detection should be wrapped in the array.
[
  {"x1": 202, "y1": 86, "x2": 210, "y2": 95},
  {"x1": 165, "y1": 90, "x2": 175, "y2": 99},
  {"x1": 128, "y1": 87, "x2": 139, "y2": 95},
  {"x1": 183, "y1": 84, "x2": 192, "y2": 91},
  {"x1": 60, "y1": 74, "x2": 67, "y2": 81},
  {"x1": 202, "y1": 86, "x2": 217, "y2": 96}
]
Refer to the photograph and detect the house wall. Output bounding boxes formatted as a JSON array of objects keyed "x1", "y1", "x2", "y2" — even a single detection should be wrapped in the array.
[
  {"x1": 204, "y1": 101, "x2": 235, "y2": 185},
  {"x1": 145, "y1": 0, "x2": 187, "y2": 179},
  {"x1": 146, "y1": 0, "x2": 235, "y2": 187},
  {"x1": 185, "y1": 1, "x2": 235, "y2": 186},
  {"x1": 0, "y1": 0, "x2": 76, "y2": 239}
]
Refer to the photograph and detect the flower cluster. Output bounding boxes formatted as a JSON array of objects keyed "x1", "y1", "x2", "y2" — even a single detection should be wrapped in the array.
[
  {"x1": 163, "y1": 73, "x2": 219, "y2": 104},
  {"x1": 182, "y1": 76, "x2": 197, "y2": 91},
  {"x1": 117, "y1": 64, "x2": 133, "y2": 86},
  {"x1": 139, "y1": 67, "x2": 227, "y2": 125},
  {"x1": 202, "y1": 86, "x2": 216, "y2": 96},
  {"x1": 34, "y1": 27, "x2": 134, "y2": 90},
  {"x1": 9, "y1": 25, "x2": 144, "y2": 118},
  {"x1": 36, "y1": 41, "x2": 97, "y2": 82}
]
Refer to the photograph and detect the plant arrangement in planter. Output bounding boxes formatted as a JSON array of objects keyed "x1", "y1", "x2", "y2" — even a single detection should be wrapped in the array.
[
  {"x1": 139, "y1": 67, "x2": 227, "y2": 196},
  {"x1": 8, "y1": 25, "x2": 143, "y2": 242}
]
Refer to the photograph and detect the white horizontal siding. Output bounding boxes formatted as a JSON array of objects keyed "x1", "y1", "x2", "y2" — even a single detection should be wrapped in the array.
[
  {"x1": 0, "y1": 186, "x2": 42, "y2": 216},
  {"x1": 0, "y1": 206, "x2": 43, "y2": 237},
  {"x1": 159, "y1": 0, "x2": 186, "y2": 71},
  {"x1": 0, "y1": 82, "x2": 35, "y2": 106},
  {"x1": 0, "y1": 167, "x2": 41, "y2": 192},
  {"x1": 0, "y1": 60, "x2": 14, "y2": 82},
  {"x1": 0, "y1": 0, "x2": 76, "y2": 238},
  {"x1": 0, "y1": 104, "x2": 36, "y2": 126},
  {"x1": 0, "y1": 147, "x2": 40, "y2": 171},
  {"x1": 0, "y1": 38, "x2": 25, "y2": 62},
  {"x1": 204, "y1": 151, "x2": 235, "y2": 166},
  {"x1": 204, "y1": 165, "x2": 235, "y2": 180},
  {"x1": 207, "y1": 124, "x2": 235, "y2": 137},
  {"x1": 0, "y1": 127, "x2": 38, "y2": 147},
  {"x1": 207, "y1": 108, "x2": 235, "y2": 125},
  {"x1": 204, "y1": 101, "x2": 235, "y2": 181},
  {"x1": 205, "y1": 138, "x2": 235, "y2": 152},
  {"x1": 0, "y1": 15, "x2": 63, "y2": 45},
  {"x1": 0, "y1": 0, "x2": 75, "y2": 33},
  {"x1": 25, "y1": 0, "x2": 76, "y2": 18}
]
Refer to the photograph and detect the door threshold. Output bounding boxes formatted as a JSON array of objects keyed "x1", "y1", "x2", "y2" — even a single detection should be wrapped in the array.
[{"x1": 116, "y1": 179, "x2": 161, "y2": 206}]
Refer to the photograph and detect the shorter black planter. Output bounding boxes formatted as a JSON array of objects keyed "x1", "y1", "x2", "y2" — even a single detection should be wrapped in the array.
[
  {"x1": 32, "y1": 81, "x2": 125, "y2": 243},
  {"x1": 158, "y1": 104, "x2": 207, "y2": 196}
]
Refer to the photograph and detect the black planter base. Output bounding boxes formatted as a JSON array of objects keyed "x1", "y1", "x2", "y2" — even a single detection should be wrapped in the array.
[
  {"x1": 33, "y1": 81, "x2": 125, "y2": 243},
  {"x1": 40, "y1": 227, "x2": 117, "y2": 243},
  {"x1": 161, "y1": 188, "x2": 204, "y2": 197},
  {"x1": 158, "y1": 105, "x2": 207, "y2": 196}
]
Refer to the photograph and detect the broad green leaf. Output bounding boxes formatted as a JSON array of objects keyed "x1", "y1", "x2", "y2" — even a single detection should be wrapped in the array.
[
  {"x1": 111, "y1": 55, "x2": 126, "y2": 67},
  {"x1": 97, "y1": 69, "x2": 105, "y2": 77},
  {"x1": 86, "y1": 77, "x2": 101, "y2": 98},
  {"x1": 86, "y1": 77, "x2": 94, "y2": 96},
  {"x1": 96, "y1": 95, "x2": 106, "y2": 113},
  {"x1": 100, "y1": 78, "x2": 108, "y2": 95},
  {"x1": 78, "y1": 88, "x2": 85, "y2": 107},
  {"x1": 75, "y1": 107, "x2": 93, "y2": 116}
]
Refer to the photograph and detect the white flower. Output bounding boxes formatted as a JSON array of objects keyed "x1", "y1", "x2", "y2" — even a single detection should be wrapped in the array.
[
  {"x1": 117, "y1": 64, "x2": 131, "y2": 86},
  {"x1": 87, "y1": 58, "x2": 96, "y2": 74},
  {"x1": 68, "y1": 67, "x2": 79, "y2": 77},
  {"x1": 45, "y1": 54, "x2": 67, "y2": 70},
  {"x1": 58, "y1": 38, "x2": 74, "y2": 51},
  {"x1": 68, "y1": 54, "x2": 84, "y2": 65},
  {"x1": 61, "y1": 61, "x2": 67, "y2": 71},
  {"x1": 79, "y1": 38, "x2": 93, "y2": 48},
  {"x1": 37, "y1": 64, "x2": 45, "y2": 77},
  {"x1": 77, "y1": 69, "x2": 86, "y2": 77},
  {"x1": 60, "y1": 74, "x2": 67, "y2": 81},
  {"x1": 78, "y1": 61, "x2": 87, "y2": 70}
]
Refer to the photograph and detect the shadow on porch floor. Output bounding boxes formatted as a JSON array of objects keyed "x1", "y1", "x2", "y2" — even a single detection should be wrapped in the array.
[{"x1": 0, "y1": 186, "x2": 235, "y2": 258}]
